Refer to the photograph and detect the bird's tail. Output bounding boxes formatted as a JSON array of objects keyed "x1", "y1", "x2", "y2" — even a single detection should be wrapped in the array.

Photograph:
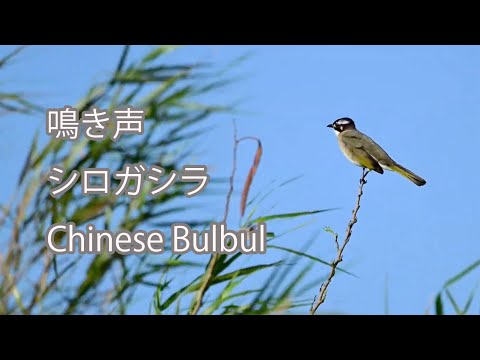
[{"x1": 390, "y1": 163, "x2": 426, "y2": 186}]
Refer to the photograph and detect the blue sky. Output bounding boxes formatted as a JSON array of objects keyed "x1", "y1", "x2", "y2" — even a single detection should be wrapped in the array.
[{"x1": 1, "y1": 45, "x2": 479, "y2": 314}]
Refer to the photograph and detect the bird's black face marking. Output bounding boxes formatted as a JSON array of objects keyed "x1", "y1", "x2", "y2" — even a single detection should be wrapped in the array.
[{"x1": 327, "y1": 117, "x2": 356, "y2": 132}]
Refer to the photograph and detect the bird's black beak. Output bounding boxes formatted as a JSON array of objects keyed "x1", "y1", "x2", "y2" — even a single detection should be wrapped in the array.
[{"x1": 327, "y1": 124, "x2": 333, "y2": 128}]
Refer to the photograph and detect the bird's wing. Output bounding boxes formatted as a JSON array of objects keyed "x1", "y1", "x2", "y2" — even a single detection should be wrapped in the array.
[
  {"x1": 352, "y1": 148, "x2": 384, "y2": 174},
  {"x1": 340, "y1": 131, "x2": 384, "y2": 174},
  {"x1": 340, "y1": 131, "x2": 366, "y2": 149},
  {"x1": 342, "y1": 130, "x2": 395, "y2": 167}
]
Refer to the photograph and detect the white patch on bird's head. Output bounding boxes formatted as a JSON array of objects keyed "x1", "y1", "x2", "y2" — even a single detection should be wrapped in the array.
[
  {"x1": 336, "y1": 119, "x2": 352, "y2": 126},
  {"x1": 330, "y1": 117, "x2": 356, "y2": 133}
]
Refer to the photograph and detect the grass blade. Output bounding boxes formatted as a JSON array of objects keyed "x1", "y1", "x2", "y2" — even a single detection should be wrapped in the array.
[
  {"x1": 462, "y1": 282, "x2": 478, "y2": 314},
  {"x1": 249, "y1": 209, "x2": 335, "y2": 225},
  {"x1": 443, "y1": 259, "x2": 480, "y2": 289},
  {"x1": 445, "y1": 289, "x2": 462, "y2": 315},
  {"x1": 268, "y1": 244, "x2": 356, "y2": 277},
  {"x1": 435, "y1": 293, "x2": 444, "y2": 315}
]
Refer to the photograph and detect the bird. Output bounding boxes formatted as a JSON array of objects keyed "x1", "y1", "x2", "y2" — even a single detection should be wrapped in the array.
[{"x1": 327, "y1": 117, "x2": 426, "y2": 186}]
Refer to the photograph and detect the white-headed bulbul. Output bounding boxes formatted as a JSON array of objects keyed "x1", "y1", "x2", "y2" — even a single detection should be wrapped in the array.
[{"x1": 327, "y1": 117, "x2": 426, "y2": 186}]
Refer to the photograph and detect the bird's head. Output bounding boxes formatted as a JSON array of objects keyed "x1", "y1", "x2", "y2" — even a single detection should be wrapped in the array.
[{"x1": 327, "y1": 117, "x2": 357, "y2": 133}]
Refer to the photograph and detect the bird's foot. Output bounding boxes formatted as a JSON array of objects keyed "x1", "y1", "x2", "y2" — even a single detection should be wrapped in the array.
[{"x1": 360, "y1": 169, "x2": 369, "y2": 184}]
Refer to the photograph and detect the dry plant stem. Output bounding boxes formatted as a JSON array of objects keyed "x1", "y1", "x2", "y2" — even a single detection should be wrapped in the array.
[
  {"x1": 310, "y1": 168, "x2": 370, "y2": 315},
  {"x1": 189, "y1": 125, "x2": 262, "y2": 315},
  {"x1": 238, "y1": 137, "x2": 262, "y2": 218},
  {"x1": 189, "y1": 121, "x2": 239, "y2": 315}
]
